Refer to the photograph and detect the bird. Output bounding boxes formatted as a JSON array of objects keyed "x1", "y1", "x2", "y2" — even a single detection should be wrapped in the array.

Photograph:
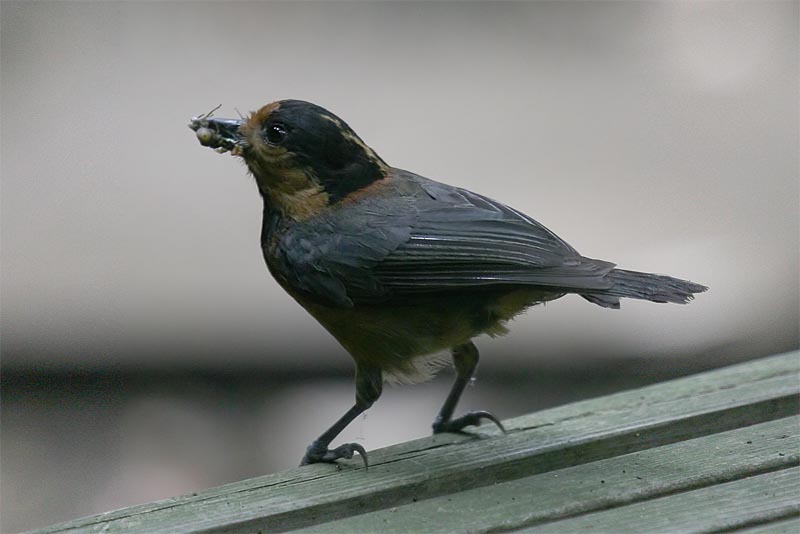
[{"x1": 189, "y1": 99, "x2": 707, "y2": 468}]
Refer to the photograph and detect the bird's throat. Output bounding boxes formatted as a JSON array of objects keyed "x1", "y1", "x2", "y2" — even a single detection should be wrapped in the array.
[{"x1": 254, "y1": 166, "x2": 330, "y2": 221}]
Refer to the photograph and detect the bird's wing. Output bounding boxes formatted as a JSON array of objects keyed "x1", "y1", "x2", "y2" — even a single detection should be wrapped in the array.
[
  {"x1": 371, "y1": 175, "x2": 616, "y2": 295},
  {"x1": 275, "y1": 171, "x2": 614, "y2": 307}
]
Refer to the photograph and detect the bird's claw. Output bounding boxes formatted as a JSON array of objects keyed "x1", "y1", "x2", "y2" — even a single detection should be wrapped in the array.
[
  {"x1": 300, "y1": 440, "x2": 368, "y2": 469},
  {"x1": 432, "y1": 410, "x2": 506, "y2": 434}
]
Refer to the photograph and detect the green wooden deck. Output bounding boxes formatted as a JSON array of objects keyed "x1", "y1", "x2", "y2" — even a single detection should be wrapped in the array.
[{"x1": 30, "y1": 351, "x2": 799, "y2": 534}]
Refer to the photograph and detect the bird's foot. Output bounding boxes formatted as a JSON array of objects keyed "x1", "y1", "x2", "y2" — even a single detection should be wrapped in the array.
[
  {"x1": 299, "y1": 440, "x2": 368, "y2": 468},
  {"x1": 432, "y1": 410, "x2": 506, "y2": 434}
]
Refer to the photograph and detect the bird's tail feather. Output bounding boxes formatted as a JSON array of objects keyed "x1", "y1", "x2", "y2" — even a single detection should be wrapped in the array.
[{"x1": 581, "y1": 269, "x2": 708, "y2": 309}]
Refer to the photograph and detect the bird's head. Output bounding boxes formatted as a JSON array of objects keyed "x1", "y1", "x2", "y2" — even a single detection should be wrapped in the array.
[{"x1": 189, "y1": 100, "x2": 389, "y2": 220}]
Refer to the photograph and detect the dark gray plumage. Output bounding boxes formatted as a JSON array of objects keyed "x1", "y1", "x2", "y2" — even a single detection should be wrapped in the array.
[
  {"x1": 269, "y1": 169, "x2": 704, "y2": 310},
  {"x1": 190, "y1": 99, "x2": 707, "y2": 467}
]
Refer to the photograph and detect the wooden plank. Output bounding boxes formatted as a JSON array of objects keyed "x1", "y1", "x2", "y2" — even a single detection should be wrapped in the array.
[
  {"x1": 30, "y1": 351, "x2": 800, "y2": 534},
  {"x1": 735, "y1": 517, "x2": 800, "y2": 533},
  {"x1": 291, "y1": 416, "x2": 799, "y2": 533},
  {"x1": 515, "y1": 467, "x2": 800, "y2": 533}
]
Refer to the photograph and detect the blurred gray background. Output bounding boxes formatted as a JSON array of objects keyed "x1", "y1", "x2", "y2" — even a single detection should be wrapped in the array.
[{"x1": 1, "y1": 1, "x2": 798, "y2": 532}]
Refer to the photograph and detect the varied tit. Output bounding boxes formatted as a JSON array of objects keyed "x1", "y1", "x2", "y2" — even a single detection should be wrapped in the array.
[{"x1": 189, "y1": 100, "x2": 707, "y2": 467}]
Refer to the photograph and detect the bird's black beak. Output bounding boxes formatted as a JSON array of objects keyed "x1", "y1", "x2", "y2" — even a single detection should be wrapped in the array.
[{"x1": 189, "y1": 107, "x2": 247, "y2": 155}]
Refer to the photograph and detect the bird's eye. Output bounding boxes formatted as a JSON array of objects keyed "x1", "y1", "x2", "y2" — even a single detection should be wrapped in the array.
[{"x1": 265, "y1": 123, "x2": 287, "y2": 145}]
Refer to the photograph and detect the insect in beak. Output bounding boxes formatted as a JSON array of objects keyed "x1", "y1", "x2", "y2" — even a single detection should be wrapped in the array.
[{"x1": 189, "y1": 105, "x2": 247, "y2": 155}]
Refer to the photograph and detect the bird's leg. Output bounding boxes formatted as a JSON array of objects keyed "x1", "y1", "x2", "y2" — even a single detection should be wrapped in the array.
[
  {"x1": 300, "y1": 363, "x2": 382, "y2": 468},
  {"x1": 432, "y1": 341, "x2": 506, "y2": 434}
]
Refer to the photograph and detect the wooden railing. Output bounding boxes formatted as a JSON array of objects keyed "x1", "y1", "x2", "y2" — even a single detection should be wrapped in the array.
[{"x1": 31, "y1": 351, "x2": 799, "y2": 534}]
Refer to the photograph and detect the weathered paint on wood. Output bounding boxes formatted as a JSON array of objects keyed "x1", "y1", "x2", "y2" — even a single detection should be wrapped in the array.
[
  {"x1": 28, "y1": 351, "x2": 800, "y2": 534},
  {"x1": 295, "y1": 416, "x2": 799, "y2": 533},
  {"x1": 517, "y1": 467, "x2": 800, "y2": 533},
  {"x1": 736, "y1": 517, "x2": 800, "y2": 534}
]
